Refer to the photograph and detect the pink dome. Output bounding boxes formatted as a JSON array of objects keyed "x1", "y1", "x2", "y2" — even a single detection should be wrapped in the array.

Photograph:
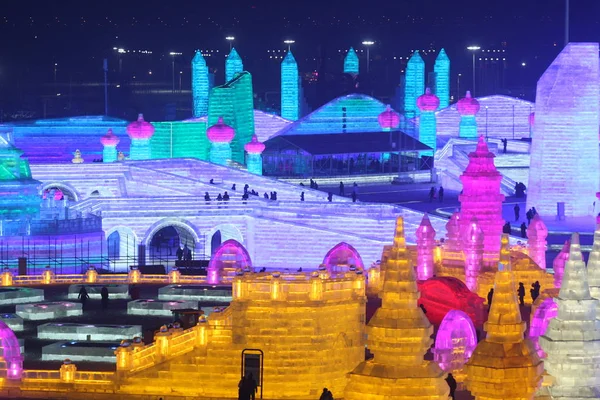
[
  {"x1": 529, "y1": 112, "x2": 535, "y2": 126},
  {"x1": 100, "y1": 129, "x2": 120, "y2": 146},
  {"x1": 417, "y1": 88, "x2": 440, "y2": 112},
  {"x1": 244, "y1": 134, "x2": 265, "y2": 154},
  {"x1": 457, "y1": 91, "x2": 480, "y2": 116},
  {"x1": 378, "y1": 105, "x2": 400, "y2": 130},
  {"x1": 207, "y1": 117, "x2": 235, "y2": 143},
  {"x1": 126, "y1": 114, "x2": 155, "y2": 140}
]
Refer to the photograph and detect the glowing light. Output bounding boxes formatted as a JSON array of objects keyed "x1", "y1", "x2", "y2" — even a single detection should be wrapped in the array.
[
  {"x1": 457, "y1": 91, "x2": 480, "y2": 138},
  {"x1": 322, "y1": 242, "x2": 365, "y2": 274},
  {"x1": 192, "y1": 51, "x2": 209, "y2": 117},
  {"x1": 343, "y1": 47, "x2": 359, "y2": 75},
  {"x1": 528, "y1": 297, "x2": 558, "y2": 358},
  {"x1": 207, "y1": 239, "x2": 252, "y2": 284},
  {"x1": 434, "y1": 48, "x2": 450, "y2": 109},
  {"x1": 281, "y1": 50, "x2": 299, "y2": 121},
  {"x1": 404, "y1": 51, "x2": 425, "y2": 118},
  {"x1": 527, "y1": 43, "x2": 600, "y2": 217},
  {"x1": 126, "y1": 114, "x2": 155, "y2": 160}
]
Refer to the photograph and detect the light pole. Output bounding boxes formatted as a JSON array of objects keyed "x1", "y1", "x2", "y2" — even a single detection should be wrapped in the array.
[
  {"x1": 169, "y1": 52, "x2": 182, "y2": 93},
  {"x1": 284, "y1": 39, "x2": 295, "y2": 52},
  {"x1": 565, "y1": 0, "x2": 570, "y2": 46},
  {"x1": 226, "y1": 36, "x2": 235, "y2": 52},
  {"x1": 457, "y1": 73, "x2": 462, "y2": 101},
  {"x1": 362, "y1": 41, "x2": 375, "y2": 74},
  {"x1": 179, "y1": 71, "x2": 183, "y2": 92},
  {"x1": 467, "y1": 46, "x2": 480, "y2": 96}
]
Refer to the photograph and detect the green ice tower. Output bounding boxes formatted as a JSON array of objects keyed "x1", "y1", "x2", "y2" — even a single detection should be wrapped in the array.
[
  {"x1": 225, "y1": 48, "x2": 244, "y2": 83},
  {"x1": 404, "y1": 51, "x2": 425, "y2": 119},
  {"x1": 281, "y1": 51, "x2": 299, "y2": 121}
]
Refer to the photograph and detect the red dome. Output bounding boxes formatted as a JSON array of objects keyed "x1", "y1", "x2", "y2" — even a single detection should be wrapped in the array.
[
  {"x1": 126, "y1": 114, "x2": 155, "y2": 140},
  {"x1": 100, "y1": 129, "x2": 120, "y2": 146},
  {"x1": 529, "y1": 112, "x2": 535, "y2": 126},
  {"x1": 378, "y1": 105, "x2": 400, "y2": 129},
  {"x1": 207, "y1": 117, "x2": 235, "y2": 143},
  {"x1": 417, "y1": 88, "x2": 440, "y2": 112},
  {"x1": 457, "y1": 91, "x2": 480, "y2": 116},
  {"x1": 244, "y1": 134, "x2": 265, "y2": 154}
]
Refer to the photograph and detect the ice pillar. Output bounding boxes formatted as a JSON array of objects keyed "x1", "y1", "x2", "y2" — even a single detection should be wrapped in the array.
[
  {"x1": 526, "y1": 214, "x2": 548, "y2": 270},
  {"x1": 244, "y1": 134, "x2": 265, "y2": 175},
  {"x1": 192, "y1": 51, "x2": 209, "y2": 117},
  {"x1": 403, "y1": 51, "x2": 425, "y2": 118},
  {"x1": 463, "y1": 218, "x2": 484, "y2": 291},
  {"x1": 527, "y1": 43, "x2": 600, "y2": 218},
  {"x1": 434, "y1": 48, "x2": 450, "y2": 109},
  {"x1": 416, "y1": 214, "x2": 436, "y2": 281},
  {"x1": 416, "y1": 88, "x2": 439, "y2": 156},
  {"x1": 100, "y1": 129, "x2": 119, "y2": 163},
  {"x1": 225, "y1": 48, "x2": 243, "y2": 82},
  {"x1": 281, "y1": 51, "x2": 299, "y2": 121},
  {"x1": 540, "y1": 233, "x2": 600, "y2": 398},
  {"x1": 457, "y1": 91, "x2": 480, "y2": 138}
]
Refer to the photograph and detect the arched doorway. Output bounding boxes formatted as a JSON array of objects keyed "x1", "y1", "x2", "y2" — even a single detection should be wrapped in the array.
[
  {"x1": 211, "y1": 230, "x2": 222, "y2": 255},
  {"x1": 90, "y1": 190, "x2": 100, "y2": 197},
  {"x1": 41, "y1": 183, "x2": 79, "y2": 202},
  {"x1": 528, "y1": 297, "x2": 558, "y2": 358},
  {"x1": 322, "y1": 242, "x2": 364, "y2": 274},
  {"x1": 105, "y1": 227, "x2": 137, "y2": 272},
  {"x1": 144, "y1": 220, "x2": 199, "y2": 266},
  {"x1": 207, "y1": 239, "x2": 252, "y2": 284},
  {"x1": 433, "y1": 310, "x2": 477, "y2": 373},
  {"x1": 204, "y1": 224, "x2": 244, "y2": 259},
  {"x1": 0, "y1": 320, "x2": 23, "y2": 379}
]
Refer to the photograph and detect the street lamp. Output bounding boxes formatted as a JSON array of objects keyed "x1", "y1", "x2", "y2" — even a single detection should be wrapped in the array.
[
  {"x1": 169, "y1": 52, "x2": 182, "y2": 93},
  {"x1": 565, "y1": 0, "x2": 570, "y2": 46},
  {"x1": 467, "y1": 46, "x2": 481, "y2": 96},
  {"x1": 362, "y1": 40, "x2": 375, "y2": 74},
  {"x1": 226, "y1": 36, "x2": 235, "y2": 51},
  {"x1": 457, "y1": 73, "x2": 462, "y2": 101},
  {"x1": 284, "y1": 40, "x2": 295, "y2": 52}
]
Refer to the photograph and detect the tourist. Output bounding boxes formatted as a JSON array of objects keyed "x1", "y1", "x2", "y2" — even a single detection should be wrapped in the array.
[
  {"x1": 223, "y1": 191, "x2": 230, "y2": 201},
  {"x1": 244, "y1": 373, "x2": 258, "y2": 400},
  {"x1": 78, "y1": 286, "x2": 89, "y2": 309},
  {"x1": 487, "y1": 288, "x2": 494, "y2": 311},
  {"x1": 310, "y1": 178, "x2": 315, "y2": 188},
  {"x1": 300, "y1": 192, "x2": 305, "y2": 202},
  {"x1": 532, "y1": 207, "x2": 537, "y2": 216},
  {"x1": 520, "y1": 222, "x2": 527, "y2": 238},
  {"x1": 419, "y1": 303, "x2": 427, "y2": 314},
  {"x1": 438, "y1": 186, "x2": 444, "y2": 203},
  {"x1": 531, "y1": 281, "x2": 541, "y2": 303},
  {"x1": 273, "y1": 191, "x2": 278, "y2": 201},
  {"x1": 231, "y1": 184, "x2": 236, "y2": 191},
  {"x1": 299, "y1": 182, "x2": 304, "y2": 187},
  {"x1": 238, "y1": 376, "x2": 248, "y2": 400},
  {"x1": 445, "y1": 373, "x2": 457, "y2": 399},
  {"x1": 314, "y1": 181, "x2": 319, "y2": 189},
  {"x1": 518, "y1": 282, "x2": 526, "y2": 306},
  {"x1": 264, "y1": 193, "x2": 269, "y2": 199},
  {"x1": 501, "y1": 138, "x2": 508, "y2": 154},
  {"x1": 526, "y1": 209, "x2": 533, "y2": 225},
  {"x1": 217, "y1": 194, "x2": 223, "y2": 201},
  {"x1": 242, "y1": 193, "x2": 249, "y2": 201},
  {"x1": 244, "y1": 184, "x2": 249, "y2": 193},
  {"x1": 183, "y1": 245, "x2": 192, "y2": 261},
  {"x1": 514, "y1": 204, "x2": 520, "y2": 221},
  {"x1": 129, "y1": 284, "x2": 140, "y2": 300},
  {"x1": 210, "y1": 179, "x2": 214, "y2": 184},
  {"x1": 327, "y1": 192, "x2": 333, "y2": 202},
  {"x1": 101, "y1": 286, "x2": 109, "y2": 310},
  {"x1": 351, "y1": 191, "x2": 357, "y2": 203},
  {"x1": 502, "y1": 222, "x2": 511, "y2": 234},
  {"x1": 339, "y1": 181, "x2": 345, "y2": 196},
  {"x1": 176, "y1": 245, "x2": 184, "y2": 261},
  {"x1": 319, "y1": 388, "x2": 333, "y2": 400},
  {"x1": 204, "y1": 192, "x2": 211, "y2": 202},
  {"x1": 429, "y1": 187, "x2": 436, "y2": 202}
]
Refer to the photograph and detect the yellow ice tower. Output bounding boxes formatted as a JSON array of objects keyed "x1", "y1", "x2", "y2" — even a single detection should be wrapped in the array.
[
  {"x1": 344, "y1": 216, "x2": 450, "y2": 400},
  {"x1": 465, "y1": 244, "x2": 543, "y2": 400}
]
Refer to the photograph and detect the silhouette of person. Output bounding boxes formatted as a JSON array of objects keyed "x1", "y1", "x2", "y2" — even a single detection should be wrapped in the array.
[
  {"x1": 319, "y1": 388, "x2": 329, "y2": 400},
  {"x1": 244, "y1": 373, "x2": 257, "y2": 400},
  {"x1": 231, "y1": 184, "x2": 236, "y2": 191},
  {"x1": 446, "y1": 373, "x2": 457, "y2": 399},
  {"x1": 531, "y1": 281, "x2": 541, "y2": 302},
  {"x1": 101, "y1": 286, "x2": 109, "y2": 310},
  {"x1": 339, "y1": 181, "x2": 345, "y2": 196},
  {"x1": 327, "y1": 192, "x2": 333, "y2": 202},
  {"x1": 429, "y1": 186, "x2": 436, "y2": 202},
  {"x1": 514, "y1": 204, "x2": 520, "y2": 221},
  {"x1": 351, "y1": 191, "x2": 357, "y2": 203},
  {"x1": 217, "y1": 194, "x2": 223, "y2": 201},
  {"x1": 300, "y1": 192, "x2": 305, "y2": 202},
  {"x1": 204, "y1": 192, "x2": 211, "y2": 201},
  {"x1": 183, "y1": 245, "x2": 192, "y2": 261},
  {"x1": 438, "y1": 186, "x2": 444, "y2": 203},
  {"x1": 487, "y1": 288, "x2": 494, "y2": 311},
  {"x1": 238, "y1": 376, "x2": 248, "y2": 400},
  {"x1": 176, "y1": 246, "x2": 184, "y2": 261},
  {"x1": 223, "y1": 191, "x2": 230, "y2": 201},
  {"x1": 419, "y1": 303, "x2": 427, "y2": 314},
  {"x1": 129, "y1": 284, "x2": 140, "y2": 300},
  {"x1": 78, "y1": 286, "x2": 89, "y2": 309},
  {"x1": 520, "y1": 222, "x2": 527, "y2": 238},
  {"x1": 501, "y1": 138, "x2": 508, "y2": 154},
  {"x1": 209, "y1": 179, "x2": 214, "y2": 184},
  {"x1": 264, "y1": 193, "x2": 269, "y2": 199},
  {"x1": 518, "y1": 282, "x2": 525, "y2": 306}
]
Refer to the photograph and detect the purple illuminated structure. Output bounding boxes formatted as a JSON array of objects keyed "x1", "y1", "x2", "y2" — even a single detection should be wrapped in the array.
[
  {"x1": 458, "y1": 136, "x2": 505, "y2": 264},
  {"x1": 377, "y1": 105, "x2": 400, "y2": 131},
  {"x1": 207, "y1": 239, "x2": 252, "y2": 284},
  {"x1": 127, "y1": 114, "x2": 155, "y2": 160},
  {"x1": 527, "y1": 215, "x2": 548, "y2": 270},
  {"x1": 416, "y1": 214, "x2": 436, "y2": 281},
  {"x1": 457, "y1": 91, "x2": 480, "y2": 138},
  {"x1": 100, "y1": 129, "x2": 120, "y2": 163},
  {"x1": 528, "y1": 112, "x2": 535, "y2": 137},
  {"x1": 444, "y1": 213, "x2": 462, "y2": 254},
  {"x1": 528, "y1": 297, "x2": 558, "y2": 358},
  {"x1": 552, "y1": 239, "x2": 571, "y2": 288},
  {"x1": 463, "y1": 218, "x2": 484, "y2": 291},
  {"x1": 433, "y1": 310, "x2": 477, "y2": 373},
  {"x1": 0, "y1": 320, "x2": 23, "y2": 380},
  {"x1": 322, "y1": 242, "x2": 364, "y2": 275}
]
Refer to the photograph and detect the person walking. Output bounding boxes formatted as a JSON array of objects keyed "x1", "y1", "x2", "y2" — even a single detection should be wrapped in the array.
[
  {"x1": 78, "y1": 286, "x2": 89, "y2": 310},
  {"x1": 339, "y1": 182, "x2": 345, "y2": 196},
  {"x1": 487, "y1": 288, "x2": 494, "y2": 312},
  {"x1": 429, "y1": 187, "x2": 436, "y2": 202},
  {"x1": 101, "y1": 286, "x2": 109, "y2": 310},
  {"x1": 518, "y1": 282, "x2": 525, "y2": 306},
  {"x1": 438, "y1": 186, "x2": 444, "y2": 203},
  {"x1": 445, "y1": 373, "x2": 457, "y2": 400},
  {"x1": 514, "y1": 204, "x2": 520, "y2": 222}
]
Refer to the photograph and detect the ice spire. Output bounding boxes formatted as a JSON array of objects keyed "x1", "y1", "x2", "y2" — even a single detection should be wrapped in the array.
[
  {"x1": 192, "y1": 51, "x2": 210, "y2": 117},
  {"x1": 463, "y1": 218, "x2": 484, "y2": 291},
  {"x1": 343, "y1": 47, "x2": 359, "y2": 75},
  {"x1": 225, "y1": 48, "x2": 244, "y2": 82},
  {"x1": 526, "y1": 214, "x2": 548, "y2": 270},
  {"x1": 416, "y1": 214, "x2": 436, "y2": 281},
  {"x1": 281, "y1": 51, "x2": 299, "y2": 121},
  {"x1": 552, "y1": 239, "x2": 571, "y2": 288}
]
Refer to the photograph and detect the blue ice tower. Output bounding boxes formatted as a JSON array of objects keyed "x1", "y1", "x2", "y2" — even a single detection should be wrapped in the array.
[
  {"x1": 404, "y1": 51, "x2": 425, "y2": 118},
  {"x1": 100, "y1": 129, "x2": 119, "y2": 163},
  {"x1": 416, "y1": 88, "x2": 440, "y2": 157},
  {"x1": 244, "y1": 134, "x2": 265, "y2": 175},
  {"x1": 225, "y1": 48, "x2": 244, "y2": 83},
  {"x1": 192, "y1": 51, "x2": 209, "y2": 117},
  {"x1": 281, "y1": 51, "x2": 299, "y2": 121},
  {"x1": 434, "y1": 48, "x2": 450, "y2": 109},
  {"x1": 344, "y1": 47, "x2": 360, "y2": 75}
]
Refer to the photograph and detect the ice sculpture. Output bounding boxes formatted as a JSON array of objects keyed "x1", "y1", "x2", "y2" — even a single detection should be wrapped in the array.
[
  {"x1": 540, "y1": 233, "x2": 600, "y2": 398},
  {"x1": 377, "y1": 105, "x2": 399, "y2": 131},
  {"x1": 244, "y1": 134, "x2": 265, "y2": 175},
  {"x1": 225, "y1": 47, "x2": 243, "y2": 83},
  {"x1": 100, "y1": 129, "x2": 119, "y2": 163},
  {"x1": 404, "y1": 51, "x2": 425, "y2": 118},
  {"x1": 192, "y1": 51, "x2": 209, "y2": 117},
  {"x1": 0, "y1": 320, "x2": 23, "y2": 380},
  {"x1": 208, "y1": 72, "x2": 255, "y2": 164},
  {"x1": 322, "y1": 242, "x2": 365, "y2": 274},
  {"x1": 433, "y1": 310, "x2": 477, "y2": 375},
  {"x1": 528, "y1": 297, "x2": 558, "y2": 358},
  {"x1": 434, "y1": 48, "x2": 450, "y2": 109},
  {"x1": 444, "y1": 213, "x2": 463, "y2": 254},
  {"x1": 417, "y1": 87, "x2": 439, "y2": 156},
  {"x1": 527, "y1": 43, "x2": 600, "y2": 218},
  {"x1": 526, "y1": 214, "x2": 548, "y2": 270},
  {"x1": 207, "y1": 117, "x2": 235, "y2": 166},
  {"x1": 207, "y1": 239, "x2": 251, "y2": 284},
  {"x1": 457, "y1": 91, "x2": 480, "y2": 138},
  {"x1": 458, "y1": 136, "x2": 505, "y2": 263},
  {"x1": 463, "y1": 218, "x2": 483, "y2": 291},
  {"x1": 281, "y1": 51, "x2": 299, "y2": 121},
  {"x1": 344, "y1": 217, "x2": 449, "y2": 400},
  {"x1": 465, "y1": 255, "x2": 543, "y2": 399},
  {"x1": 587, "y1": 225, "x2": 600, "y2": 299},
  {"x1": 126, "y1": 114, "x2": 155, "y2": 160},
  {"x1": 528, "y1": 111, "x2": 535, "y2": 137},
  {"x1": 552, "y1": 239, "x2": 570, "y2": 288},
  {"x1": 416, "y1": 214, "x2": 436, "y2": 280},
  {"x1": 344, "y1": 47, "x2": 359, "y2": 76}
]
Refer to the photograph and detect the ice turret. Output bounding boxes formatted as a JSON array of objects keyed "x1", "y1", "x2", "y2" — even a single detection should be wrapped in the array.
[
  {"x1": 463, "y1": 218, "x2": 484, "y2": 291},
  {"x1": 415, "y1": 214, "x2": 436, "y2": 281},
  {"x1": 526, "y1": 214, "x2": 548, "y2": 270}
]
